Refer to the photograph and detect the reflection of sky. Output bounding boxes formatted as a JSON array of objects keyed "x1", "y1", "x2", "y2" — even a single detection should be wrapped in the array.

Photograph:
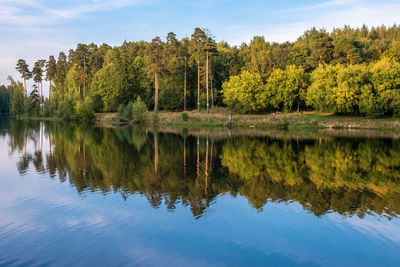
[{"x1": 1, "y1": 135, "x2": 400, "y2": 266}]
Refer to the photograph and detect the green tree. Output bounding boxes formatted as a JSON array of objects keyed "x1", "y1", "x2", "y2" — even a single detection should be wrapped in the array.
[
  {"x1": 7, "y1": 76, "x2": 25, "y2": 116},
  {"x1": 146, "y1": 37, "x2": 165, "y2": 111},
  {"x1": 45, "y1": 55, "x2": 57, "y2": 101},
  {"x1": 32, "y1": 59, "x2": 46, "y2": 104},
  {"x1": 306, "y1": 64, "x2": 339, "y2": 112},
  {"x1": 15, "y1": 59, "x2": 32, "y2": 94},
  {"x1": 90, "y1": 62, "x2": 123, "y2": 111},
  {"x1": 243, "y1": 36, "x2": 272, "y2": 79},
  {"x1": 333, "y1": 37, "x2": 363, "y2": 66},
  {"x1": 333, "y1": 64, "x2": 369, "y2": 114},
  {"x1": 203, "y1": 30, "x2": 218, "y2": 113},
  {"x1": 160, "y1": 32, "x2": 184, "y2": 111},
  {"x1": 222, "y1": 71, "x2": 264, "y2": 113},
  {"x1": 190, "y1": 28, "x2": 207, "y2": 112},
  {"x1": 54, "y1": 52, "x2": 68, "y2": 100},
  {"x1": 131, "y1": 96, "x2": 148, "y2": 124},
  {"x1": 297, "y1": 28, "x2": 334, "y2": 70},
  {"x1": 0, "y1": 85, "x2": 10, "y2": 113},
  {"x1": 262, "y1": 66, "x2": 308, "y2": 111},
  {"x1": 370, "y1": 57, "x2": 400, "y2": 116}
]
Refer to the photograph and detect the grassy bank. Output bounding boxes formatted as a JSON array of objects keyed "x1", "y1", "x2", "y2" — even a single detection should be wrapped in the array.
[
  {"x1": 16, "y1": 115, "x2": 63, "y2": 122},
  {"x1": 95, "y1": 109, "x2": 400, "y2": 131}
]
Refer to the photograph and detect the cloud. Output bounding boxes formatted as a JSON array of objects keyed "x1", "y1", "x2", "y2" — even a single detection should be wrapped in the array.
[
  {"x1": 225, "y1": 0, "x2": 400, "y2": 45},
  {"x1": 282, "y1": 0, "x2": 361, "y2": 13},
  {"x1": 337, "y1": 215, "x2": 400, "y2": 243},
  {"x1": 0, "y1": 0, "x2": 146, "y2": 26}
]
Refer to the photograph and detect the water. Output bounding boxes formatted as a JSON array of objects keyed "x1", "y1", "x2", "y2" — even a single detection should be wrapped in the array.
[{"x1": 1, "y1": 117, "x2": 400, "y2": 266}]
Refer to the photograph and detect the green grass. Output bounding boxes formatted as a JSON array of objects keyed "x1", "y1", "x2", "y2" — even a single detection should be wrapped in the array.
[{"x1": 92, "y1": 111, "x2": 400, "y2": 131}]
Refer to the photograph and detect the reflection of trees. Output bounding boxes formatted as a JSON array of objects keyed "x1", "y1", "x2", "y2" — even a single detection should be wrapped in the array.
[
  {"x1": 9, "y1": 120, "x2": 400, "y2": 219},
  {"x1": 220, "y1": 137, "x2": 400, "y2": 217}
]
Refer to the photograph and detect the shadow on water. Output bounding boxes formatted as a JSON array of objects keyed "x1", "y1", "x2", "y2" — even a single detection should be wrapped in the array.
[{"x1": 6, "y1": 118, "x2": 400, "y2": 219}]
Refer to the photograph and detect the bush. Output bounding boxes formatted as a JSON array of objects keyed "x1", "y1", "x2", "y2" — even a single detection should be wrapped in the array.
[
  {"x1": 131, "y1": 96, "x2": 148, "y2": 124},
  {"x1": 181, "y1": 112, "x2": 189, "y2": 121},
  {"x1": 75, "y1": 97, "x2": 95, "y2": 122},
  {"x1": 118, "y1": 102, "x2": 133, "y2": 120},
  {"x1": 91, "y1": 93, "x2": 104, "y2": 112},
  {"x1": 279, "y1": 116, "x2": 289, "y2": 130},
  {"x1": 41, "y1": 100, "x2": 57, "y2": 117},
  {"x1": 57, "y1": 97, "x2": 76, "y2": 120},
  {"x1": 117, "y1": 104, "x2": 124, "y2": 117}
]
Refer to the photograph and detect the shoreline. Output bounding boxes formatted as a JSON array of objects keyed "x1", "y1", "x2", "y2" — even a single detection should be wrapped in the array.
[
  {"x1": 96, "y1": 111, "x2": 400, "y2": 131},
  {"x1": 10, "y1": 111, "x2": 400, "y2": 132}
]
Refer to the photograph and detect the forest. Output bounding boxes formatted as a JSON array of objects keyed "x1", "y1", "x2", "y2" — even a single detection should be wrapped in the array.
[{"x1": 3, "y1": 24, "x2": 400, "y2": 121}]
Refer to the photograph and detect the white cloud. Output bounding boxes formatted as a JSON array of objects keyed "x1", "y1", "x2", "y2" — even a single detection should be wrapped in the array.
[
  {"x1": 332, "y1": 214, "x2": 400, "y2": 243},
  {"x1": 225, "y1": 0, "x2": 400, "y2": 45},
  {"x1": 0, "y1": 0, "x2": 146, "y2": 26}
]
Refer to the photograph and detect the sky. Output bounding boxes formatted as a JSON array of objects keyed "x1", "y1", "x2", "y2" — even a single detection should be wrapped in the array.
[{"x1": 1, "y1": 0, "x2": 400, "y2": 93}]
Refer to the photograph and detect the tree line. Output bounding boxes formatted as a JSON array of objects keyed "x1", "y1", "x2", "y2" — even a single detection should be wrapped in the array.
[{"x1": 4, "y1": 24, "x2": 400, "y2": 119}]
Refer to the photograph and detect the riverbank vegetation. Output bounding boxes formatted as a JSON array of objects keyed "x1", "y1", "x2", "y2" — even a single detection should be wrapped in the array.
[
  {"x1": 96, "y1": 110, "x2": 400, "y2": 130},
  {"x1": 3, "y1": 25, "x2": 400, "y2": 125}
]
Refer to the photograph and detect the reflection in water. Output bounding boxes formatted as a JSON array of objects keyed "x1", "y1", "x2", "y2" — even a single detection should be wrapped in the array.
[{"x1": 6, "y1": 119, "x2": 400, "y2": 219}]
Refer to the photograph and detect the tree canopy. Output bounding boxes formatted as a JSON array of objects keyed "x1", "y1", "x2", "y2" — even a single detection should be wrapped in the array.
[{"x1": 6, "y1": 24, "x2": 400, "y2": 118}]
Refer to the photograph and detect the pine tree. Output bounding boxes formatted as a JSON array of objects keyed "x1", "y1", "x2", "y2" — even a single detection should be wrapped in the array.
[
  {"x1": 190, "y1": 28, "x2": 207, "y2": 112},
  {"x1": 15, "y1": 59, "x2": 32, "y2": 95},
  {"x1": 146, "y1": 37, "x2": 165, "y2": 111},
  {"x1": 46, "y1": 56, "x2": 57, "y2": 101}
]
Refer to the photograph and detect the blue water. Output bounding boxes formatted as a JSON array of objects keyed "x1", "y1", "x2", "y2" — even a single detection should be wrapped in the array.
[{"x1": 1, "y1": 118, "x2": 400, "y2": 266}]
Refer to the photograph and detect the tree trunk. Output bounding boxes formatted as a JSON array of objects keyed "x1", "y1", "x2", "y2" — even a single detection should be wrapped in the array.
[
  {"x1": 40, "y1": 80, "x2": 43, "y2": 109},
  {"x1": 49, "y1": 79, "x2": 52, "y2": 101},
  {"x1": 206, "y1": 51, "x2": 209, "y2": 114},
  {"x1": 23, "y1": 78, "x2": 27, "y2": 96},
  {"x1": 154, "y1": 72, "x2": 159, "y2": 111},
  {"x1": 197, "y1": 63, "x2": 200, "y2": 113},
  {"x1": 83, "y1": 56, "x2": 86, "y2": 99},
  {"x1": 211, "y1": 73, "x2": 214, "y2": 106},
  {"x1": 184, "y1": 57, "x2": 187, "y2": 111},
  {"x1": 226, "y1": 111, "x2": 233, "y2": 128}
]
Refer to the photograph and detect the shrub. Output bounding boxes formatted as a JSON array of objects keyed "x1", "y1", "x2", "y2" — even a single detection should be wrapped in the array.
[
  {"x1": 117, "y1": 104, "x2": 124, "y2": 117},
  {"x1": 41, "y1": 100, "x2": 57, "y2": 117},
  {"x1": 75, "y1": 97, "x2": 95, "y2": 122},
  {"x1": 118, "y1": 102, "x2": 133, "y2": 120},
  {"x1": 181, "y1": 112, "x2": 189, "y2": 121},
  {"x1": 131, "y1": 96, "x2": 148, "y2": 124},
  {"x1": 279, "y1": 116, "x2": 289, "y2": 130},
  {"x1": 57, "y1": 97, "x2": 76, "y2": 120}
]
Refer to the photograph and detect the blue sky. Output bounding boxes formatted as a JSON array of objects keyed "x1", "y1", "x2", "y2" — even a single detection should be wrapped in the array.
[{"x1": 2, "y1": 0, "x2": 400, "y2": 90}]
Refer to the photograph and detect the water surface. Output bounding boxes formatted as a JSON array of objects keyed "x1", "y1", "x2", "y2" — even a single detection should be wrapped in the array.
[{"x1": 1, "y1": 117, "x2": 400, "y2": 266}]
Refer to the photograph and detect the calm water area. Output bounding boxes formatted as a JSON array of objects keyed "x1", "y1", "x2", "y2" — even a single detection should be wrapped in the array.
[{"x1": 1, "y1": 116, "x2": 400, "y2": 266}]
